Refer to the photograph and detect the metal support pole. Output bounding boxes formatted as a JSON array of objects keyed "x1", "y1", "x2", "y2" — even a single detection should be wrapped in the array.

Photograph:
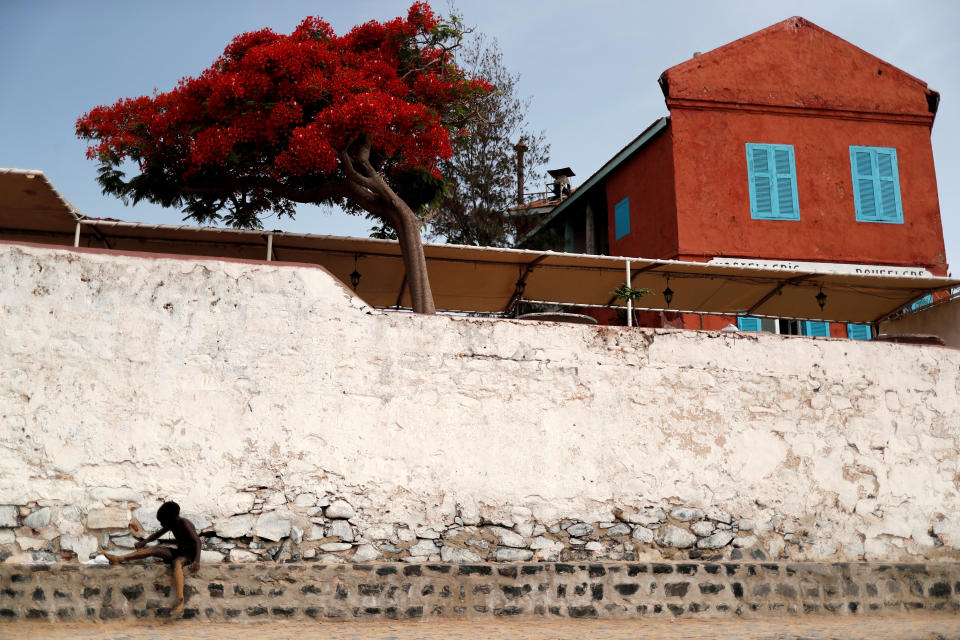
[
  {"x1": 626, "y1": 260, "x2": 632, "y2": 327},
  {"x1": 266, "y1": 233, "x2": 273, "y2": 261},
  {"x1": 74, "y1": 222, "x2": 81, "y2": 248}
]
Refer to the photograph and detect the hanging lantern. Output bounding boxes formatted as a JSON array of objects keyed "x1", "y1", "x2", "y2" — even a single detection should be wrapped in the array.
[
  {"x1": 816, "y1": 287, "x2": 827, "y2": 310},
  {"x1": 515, "y1": 278, "x2": 526, "y2": 296},
  {"x1": 350, "y1": 254, "x2": 361, "y2": 291},
  {"x1": 663, "y1": 276, "x2": 674, "y2": 307}
]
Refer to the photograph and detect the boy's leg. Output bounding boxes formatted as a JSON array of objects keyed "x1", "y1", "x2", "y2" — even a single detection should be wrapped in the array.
[
  {"x1": 170, "y1": 556, "x2": 187, "y2": 616},
  {"x1": 103, "y1": 546, "x2": 173, "y2": 565}
]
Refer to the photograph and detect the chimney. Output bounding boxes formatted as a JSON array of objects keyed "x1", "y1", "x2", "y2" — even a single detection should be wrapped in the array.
[
  {"x1": 547, "y1": 167, "x2": 576, "y2": 200},
  {"x1": 514, "y1": 138, "x2": 528, "y2": 205}
]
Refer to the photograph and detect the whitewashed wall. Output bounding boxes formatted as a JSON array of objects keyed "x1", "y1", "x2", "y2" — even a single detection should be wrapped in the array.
[{"x1": 1, "y1": 242, "x2": 959, "y2": 564}]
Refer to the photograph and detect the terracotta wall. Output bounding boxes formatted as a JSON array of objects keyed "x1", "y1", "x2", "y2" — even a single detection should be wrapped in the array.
[
  {"x1": 605, "y1": 128, "x2": 679, "y2": 261},
  {"x1": 669, "y1": 108, "x2": 946, "y2": 273}
]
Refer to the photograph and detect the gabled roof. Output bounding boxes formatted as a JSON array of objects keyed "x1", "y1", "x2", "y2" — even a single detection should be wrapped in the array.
[
  {"x1": 517, "y1": 117, "x2": 669, "y2": 246},
  {"x1": 660, "y1": 17, "x2": 938, "y2": 122}
]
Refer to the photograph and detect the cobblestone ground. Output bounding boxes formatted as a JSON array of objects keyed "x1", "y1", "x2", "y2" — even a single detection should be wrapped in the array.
[{"x1": 5, "y1": 616, "x2": 960, "y2": 639}]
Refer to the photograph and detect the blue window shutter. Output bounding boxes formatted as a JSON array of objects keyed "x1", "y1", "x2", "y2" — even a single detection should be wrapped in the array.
[
  {"x1": 851, "y1": 146, "x2": 903, "y2": 223},
  {"x1": 852, "y1": 148, "x2": 877, "y2": 220},
  {"x1": 748, "y1": 146, "x2": 773, "y2": 217},
  {"x1": 846, "y1": 324, "x2": 872, "y2": 340},
  {"x1": 614, "y1": 197, "x2": 630, "y2": 240},
  {"x1": 803, "y1": 321, "x2": 830, "y2": 337},
  {"x1": 747, "y1": 143, "x2": 799, "y2": 220},
  {"x1": 907, "y1": 294, "x2": 933, "y2": 311},
  {"x1": 774, "y1": 147, "x2": 798, "y2": 217},
  {"x1": 738, "y1": 316, "x2": 762, "y2": 332},
  {"x1": 564, "y1": 219, "x2": 575, "y2": 252}
]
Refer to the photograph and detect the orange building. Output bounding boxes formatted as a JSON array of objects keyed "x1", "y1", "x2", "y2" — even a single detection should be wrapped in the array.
[{"x1": 520, "y1": 17, "x2": 947, "y2": 337}]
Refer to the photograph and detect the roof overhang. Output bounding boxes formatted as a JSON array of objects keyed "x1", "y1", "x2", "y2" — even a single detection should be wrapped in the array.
[
  {"x1": 517, "y1": 117, "x2": 669, "y2": 246},
  {"x1": 2, "y1": 168, "x2": 955, "y2": 324}
]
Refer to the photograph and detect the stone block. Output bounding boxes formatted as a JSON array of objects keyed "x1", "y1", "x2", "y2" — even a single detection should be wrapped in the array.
[
  {"x1": 328, "y1": 519, "x2": 354, "y2": 542},
  {"x1": 353, "y1": 544, "x2": 381, "y2": 563},
  {"x1": 495, "y1": 547, "x2": 534, "y2": 562},
  {"x1": 605, "y1": 523, "x2": 632, "y2": 537},
  {"x1": 215, "y1": 514, "x2": 254, "y2": 539},
  {"x1": 567, "y1": 523, "x2": 595, "y2": 537},
  {"x1": 132, "y1": 506, "x2": 161, "y2": 532},
  {"x1": 657, "y1": 526, "x2": 697, "y2": 548},
  {"x1": 23, "y1": 507, "x2": 51, "y2": 529},
  {"x1": 229, "y1": 549, "x2": 257, "y2": 563},
  {"x1": 325, "y1": 500, "x2": 355, "y2": 520},
  {"x1": 254, "y1": 512, "x2": 291, "y2": 542},
  {"x1": 293, "y1": 493, "x2": 317, "y2": 508},
  {"x1": 184, "y1": 513, "x2": 213, "y2": 532},
  {"x1": 87, "y1": 508, "x2": 130, "y2": 530},
  {"x1": 697, "y1": 531, "x2": 735, "y2": 549},
  {"x1": 16, "y1": 535, "x2": 45, "y2": 550},
  {"x1": 632, "y1": 526, "x2": 656, "y2": 543},
  {"x1": 440, "y1": 546, "x2": 480, "y2": 563},
  {"x1": 408, "y1": 540, "x2": 439, "y2": 557},
  {"x1": 0, "y1": 506, "x2": 19, "y2": 528},
  {"x1": 489, "y1": 527, "x2": 525, "y2": 548},
  {"x1": 670, "y1": 507, "x2": 704, "y2": 522}
]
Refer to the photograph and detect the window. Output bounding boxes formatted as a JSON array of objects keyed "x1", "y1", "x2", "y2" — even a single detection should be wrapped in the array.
[
  {"x1": 563, "y1": 219, "x2": 575, "y2": 252},
  {"x1": 846, "y1": 324, "x2": 872, "y2": 341},
  {"x1": 802, "y1": 321, "x2": 830, "y2": 337},
  {"x1": 907, "y1": 294, "x2": 933, "y2": 311},
  {"x1": 746, "y1": 143, "x2": 800, "y2": 220},
  {"x1": 614, "y1": 197, "x2": 630, "y2": 240},
  {"x1": 850, "y1": 146, "x2": 903, "y2": 223},
  {"x1": 738, "y1": 317, "x2": 804, "y2": 334}
]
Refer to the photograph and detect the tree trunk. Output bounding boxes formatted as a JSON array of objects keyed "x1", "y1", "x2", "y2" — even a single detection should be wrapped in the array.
[
  {"x1": 340, "y1": 141, "x2": 437, "y2": 315},
  {"x1": 392, "y1": 200, "x2": 436, "y2": 315}
]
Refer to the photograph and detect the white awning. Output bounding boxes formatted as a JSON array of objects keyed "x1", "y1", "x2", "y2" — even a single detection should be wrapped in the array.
[{"x1": 2, "y1": 168, "x2": 955, "y2": 323}]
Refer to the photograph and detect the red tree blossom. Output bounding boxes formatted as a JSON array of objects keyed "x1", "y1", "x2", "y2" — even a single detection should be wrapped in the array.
[{"x1": 76, "y1": 3, "x2": 490, "y2": 314}]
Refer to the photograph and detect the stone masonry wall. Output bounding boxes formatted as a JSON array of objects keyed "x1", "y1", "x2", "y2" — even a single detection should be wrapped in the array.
[
  {"x1": 3, "y1": 561, "x2": 960, "y2": 622},
  {"x1": 1, "y1": 242, "x2": 959, "y2": 567}
]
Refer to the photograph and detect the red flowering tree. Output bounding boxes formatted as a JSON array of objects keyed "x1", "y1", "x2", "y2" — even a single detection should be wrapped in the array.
[{"x1": 76, "y1": 3, "x2": 490, "y2": 314}]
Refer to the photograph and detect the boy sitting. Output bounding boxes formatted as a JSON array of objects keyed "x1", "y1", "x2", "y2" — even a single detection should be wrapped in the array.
[{"x1": 103, "y1": 501, "x2": 201, "y2": 616}]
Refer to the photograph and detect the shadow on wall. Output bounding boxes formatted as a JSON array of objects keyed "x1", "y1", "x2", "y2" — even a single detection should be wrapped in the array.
[{"x1": 880, "y1": 297, "x2": 960, "y2": 348}]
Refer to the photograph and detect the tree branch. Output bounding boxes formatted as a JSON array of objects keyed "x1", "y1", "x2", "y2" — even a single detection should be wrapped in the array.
[{"x1": 338, "y1": 142, "x2": 378, "y2": 191}]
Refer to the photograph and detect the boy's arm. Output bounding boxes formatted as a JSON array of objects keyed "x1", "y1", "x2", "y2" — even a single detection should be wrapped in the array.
[
  {"x1": 134, "y1": 528, "x2": 168, "y2": 549},
  {"x1": 185, "y1": 519, "x2": 202, "y2": 569}
]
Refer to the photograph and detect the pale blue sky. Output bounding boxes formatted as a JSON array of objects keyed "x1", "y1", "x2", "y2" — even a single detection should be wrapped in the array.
[{"x1": 2, "y1": 1, "x2": 957, "y2": 272}]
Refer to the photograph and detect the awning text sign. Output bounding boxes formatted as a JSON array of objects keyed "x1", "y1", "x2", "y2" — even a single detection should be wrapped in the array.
[{"x1": 708, "y1": 258, "x2": 932, "y2": 278}]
